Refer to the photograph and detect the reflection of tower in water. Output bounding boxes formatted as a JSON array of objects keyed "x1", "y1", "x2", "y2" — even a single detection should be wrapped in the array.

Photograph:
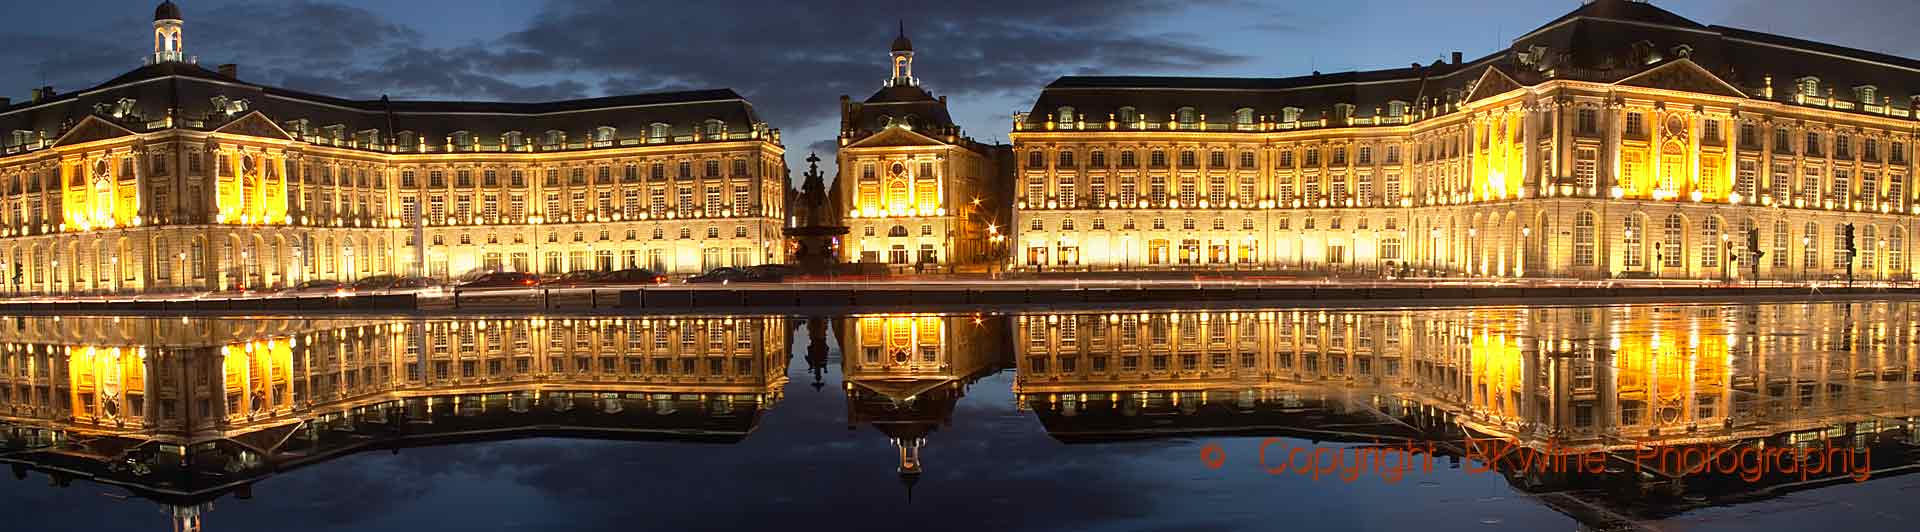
[{"x1": 839, "y1": 314, "x2": 1007, "y2": 501}]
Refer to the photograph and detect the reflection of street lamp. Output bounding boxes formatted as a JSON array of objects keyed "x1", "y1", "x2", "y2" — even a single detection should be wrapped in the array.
[{"x1": 51, "y1": 259, "x2": 60, "y2": 294}]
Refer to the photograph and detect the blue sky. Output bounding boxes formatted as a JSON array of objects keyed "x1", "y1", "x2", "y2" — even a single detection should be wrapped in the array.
[{"x1": 1, "y1": 1, "x2": 1913, "y2": 181}]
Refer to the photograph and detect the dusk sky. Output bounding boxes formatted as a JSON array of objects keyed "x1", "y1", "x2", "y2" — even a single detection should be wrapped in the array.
[{"x1": 1, "y1": 0, "x2": 1913, "y2": 181}]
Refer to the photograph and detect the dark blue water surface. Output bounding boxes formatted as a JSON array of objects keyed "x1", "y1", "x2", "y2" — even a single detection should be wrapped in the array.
[{"x1": 3, "y1": 302, "x2": 1918, "y2": 531}]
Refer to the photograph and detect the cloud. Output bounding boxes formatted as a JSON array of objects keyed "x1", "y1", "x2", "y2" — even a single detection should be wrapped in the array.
[
  {"x1": 0, "y1": 0, "x2": 1244, "y2": 180},
  {"x1": 1715, "y1": 0, "x2": 1920, "y2": 59},
  {"x1": 493, "y1": 0, "x2": 1248, "y2": 133}
]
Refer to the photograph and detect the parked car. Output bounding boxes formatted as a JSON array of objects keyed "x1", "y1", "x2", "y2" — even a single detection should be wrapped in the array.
[
  {"x1": 686, "y1": 267, "x2": 751, "y2": 284},
  {"x1": 744, "y1": 264, "x2": 798, "y2": 282},
  {"x1": 389, "y1": 276, "x2": 443, "y2": 291},
  {"x1": 280, "y1": 279, "x2": 344, "y2": 295},
  {"x1": 350, "y1": 275, "x2": 400, "y2": 292},
  {"x1": 458, "y1": 272, "x2": 541, "y2": 289},
  {"x1": 592, "y1": 268, "x2": 668, "y2": 285},
  {"x1": 541, "y1": 270, "x2": 603, "y2": 287}
]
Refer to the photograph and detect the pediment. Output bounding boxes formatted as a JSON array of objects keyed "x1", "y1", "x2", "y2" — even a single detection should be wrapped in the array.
[
  {"x1": 1613, "y1": 58, "x2": 1746, "y2": 98},
  {"x1": 1464, "y1": 67, "x2": 1525, "y2": 103},
  {"x1": 212, "y1": 110, "x2": 295, "y2": 141},
  {"x1": 843, "y1": 126, "x2": 947, "y2": 149},
  {"x1": 51, "y1": 115, "x2": 137, "y2": 148}
]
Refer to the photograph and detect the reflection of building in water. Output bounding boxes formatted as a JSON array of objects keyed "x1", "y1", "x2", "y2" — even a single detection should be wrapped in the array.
[
  {"x1": 839, "y1": 314, "x2": 1006, "y2": 496},
  {"x1": 0, "y1": 315, "x2": 790, "y2": 527},
  {"x1": 1013, "y1": 304, "x2": 1920, "y2": 519}
]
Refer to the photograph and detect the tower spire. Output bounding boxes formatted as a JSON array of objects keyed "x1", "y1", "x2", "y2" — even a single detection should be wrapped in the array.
[
  {"x1": 152, "y1": 1, "x2": 186, "y2": 64},
  {"x1": 887, "y1": 21, "x2": 916, "y2": 87}
]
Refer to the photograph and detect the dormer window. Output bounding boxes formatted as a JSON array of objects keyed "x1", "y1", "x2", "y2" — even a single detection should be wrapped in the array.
[
  {"x1": 356, "y1": 129, "x2": 380, "y2": 148},
  {"x1": 1176, "y1": 107, "x2": 1198, "y2": 127},
  {"x1": 594, "y1": 126, "x2": 616, "y2": 146},
  {"x1": 544, "y1": 130, "x2": 566, "y2": 147},
  {"x1": 649, "y1": 123, "x2": 671, "y2": 142},
  {"x1": 1282, "y1": 107, "x2": 1302, "y2": 123},
  {"x1": 1334, "y1": 103, "x2": 1356, "y2": 123},
  {"x1": 1057, "y1": 106, "x2": 1075, "y2": 128},
  {"x1": 502, "y1": 131, "x2": 523, "y2": 151},
  {"x1": 1855, "y1": 85, "x2": 1879, "y2": 104},
  {"x1": 1118, "y1": 106, "x2": 1138, "y2": 127},
  {"x1": 396, "y1": 131, "x2": 416, "y2": 152},
  {"x1": 1387, "y1": 100, "x2": 1408, "y2": 118},
  {"x1": 285, "y1": 119, "x2": 310, "y2": 138},
  {"x1": 703, "y1": 119, "x2": 725, "y2": 138},
  {"x1": 450, "y1": 130, "x2": 473, "y2": 151},
  {"x1": 1797, "y1": 77, "x2": 1821, "y2": 97},
  {"x1": 1233, "y1": 108, "x2": 1254, "y2": 126},
  {"x1": 323, "y1": 124, "x2": 346, "y2": 143}
]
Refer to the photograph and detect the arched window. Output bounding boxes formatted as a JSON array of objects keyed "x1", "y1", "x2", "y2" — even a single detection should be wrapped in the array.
[
  {"x1": 1573, "y1": 211, "x2": 1596, "y2": 267},
  {"x1": 1862, "y1": 225, "x2": 1878, "y2": 270},
  {"x1": 1057, "y1": 106, "x2": 1075, "y2": 128},
  {"x1": 1234, "y1": 108, "x2": 1254, "y2": 126},
  {"x1": 1663, "y1": 214, "x2": 1685, "y2": 268},
  {"x1": 1699, "y1": 216, "x2": 1721, "y2": 269},
  {"x1": 1176, "y1": 107, "x2": 1198, "y2": 127},
  {"x1": 887, "y1": 225, "x2": 909, "y2": 237},
  {"x1": 1804, "y1": 222, "x2": 1820, "y2": 270},
  {"x1": 1623, "y1": 214, "x2": 1645, "y2": 268},
  {"x1": 1891, "y1": 228, "x2": 1906, "y2": 273},
  {"x1": 704, "y1": 119, "x2": 725, "y2": 137},
  {"x1": 594, "y1": 126, "x2": 616, "y2": 143},
  {"x1": 649, "y1": 123, "x2": 671, "y2": 141}
]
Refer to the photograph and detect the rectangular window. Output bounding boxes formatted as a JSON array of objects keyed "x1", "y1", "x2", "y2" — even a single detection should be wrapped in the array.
[
  {"x1": 1736, "y1": 160, "x2": 1757, "y2": 201},
  {"x1": 1574, "y1": 147, "x2": 1597, "y2": 191}
]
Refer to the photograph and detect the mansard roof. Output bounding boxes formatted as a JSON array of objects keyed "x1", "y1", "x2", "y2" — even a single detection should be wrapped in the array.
[
  {"x1": 1, "y1": 61, "x2": 770, "y2": 155},
  {"x1": 1027, "y1": 56, "x2": 1494, "y2": 128},
  {"x1": 1023, "y1": 0, "x2": 1920, "y2": 131}
]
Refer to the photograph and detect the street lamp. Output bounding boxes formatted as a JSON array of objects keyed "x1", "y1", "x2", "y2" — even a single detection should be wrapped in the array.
[
  {"x1": 1801, "y1": 236, "x2": 1811, "y2": 281},
  {"x1": 1521, "y1": 226, "x2": 1532, "y2": 277}
]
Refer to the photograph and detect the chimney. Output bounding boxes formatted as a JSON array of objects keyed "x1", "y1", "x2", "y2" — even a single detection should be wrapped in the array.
[
  {"x1": 218, "y1": 64, "x2": 238, "y2": 78},
  {"x1": 0, "y1": 97, "x2": 9, "y2": 108},
  {"x1": 1451, "y1": 52, "x2": 1463, "y2": 65},
  {"x1": 30, "y1": 86, "x2": 53, "y2": 103}
]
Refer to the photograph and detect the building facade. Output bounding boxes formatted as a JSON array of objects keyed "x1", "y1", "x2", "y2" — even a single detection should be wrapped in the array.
[
  {"x1": 835, "y1": 25, "x2": 1008, "y2": 269},
  {"x1": 1011, "y1": 0, "x2": 1920, "y2": 280},
  {"x1": 0, "y1": 2, "x2": 786, "y2": 295}
]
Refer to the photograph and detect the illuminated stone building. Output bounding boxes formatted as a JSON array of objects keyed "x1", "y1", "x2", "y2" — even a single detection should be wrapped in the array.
[
  {"x1": 835, "y1": 24, "x2": 1009, "y2": 269},
  {"x1": 1012, "y1": 0, "x2": 1920, "y2": 280},
  {"x1": 0, "y1": 2, "x2": 786, "y2": 295},
  {"x1": 0, "y1": 314, "x2": 790, "y2": 525}
]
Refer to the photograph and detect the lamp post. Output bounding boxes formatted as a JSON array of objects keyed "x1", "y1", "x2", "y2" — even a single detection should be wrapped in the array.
[
  {"x1": 1521, "y1": 226, "x2": 1532, "y2": 278},
  {"x1": 1728, "y1": 232, "x2": 1743, "y2": 282},
  {"x1": 1801, "y1": 235, "x2": 1810, "y2": 282},
  {"x1": 177, "y1": 252, "x2": 188, "y2": 293},
  {"x1": 1467, "y1": 227, "x2": 1478, "y2": 277},
  {"x1": 110, "y1": 257, "x2": 119, "y2": 294}
]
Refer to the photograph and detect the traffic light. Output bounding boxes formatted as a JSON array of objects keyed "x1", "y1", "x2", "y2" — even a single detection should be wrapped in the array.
[
  {"x1": 1746, "y1": 228, "x2": 1760, "y2": 255},
  {"x1": 1845, "y1": 223, "x2": 1858, "y2": 255}
]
